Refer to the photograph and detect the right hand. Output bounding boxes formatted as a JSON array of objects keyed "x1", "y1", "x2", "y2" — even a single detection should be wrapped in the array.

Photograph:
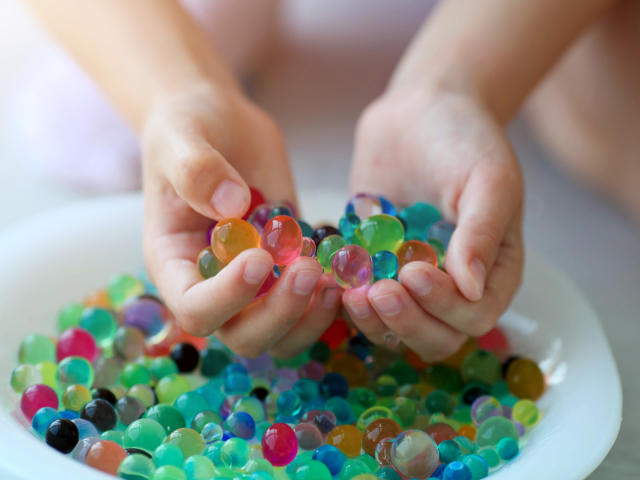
[{"x1": 142, "y1": 85, "x2": 341, "y2": 358}]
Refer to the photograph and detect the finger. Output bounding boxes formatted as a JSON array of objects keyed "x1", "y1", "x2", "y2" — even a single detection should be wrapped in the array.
[
  {"x1": 268, "y1": 275, "x2": 342, "y2": 358},
  {"x1": 399, "y1": 216, "x2": 524, "y2": 337},
  {"x1": 342, "y1": 285, "x2": 389, "y2": 346},
  {"x1": 366, "y1": 280, "x2": 466, "y2": 362},
  {"x1": 446, "y1": 162, "x2": 523, "y2": 301},
  {"x1": 214, "y1": 257, "x2": 324, "y2": 357}
]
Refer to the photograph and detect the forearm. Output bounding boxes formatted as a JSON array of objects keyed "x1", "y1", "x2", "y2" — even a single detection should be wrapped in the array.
[
  {"x1": 27, "y1": 0, "x2": 240, "y2": 130},
  {"x1": 391, "y1": 0, "x2": 617, "y2": 123}
]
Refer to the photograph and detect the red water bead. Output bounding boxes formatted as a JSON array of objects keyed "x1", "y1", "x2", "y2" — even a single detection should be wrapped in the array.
[
  {"x1": 56, "y1": 327, "x2": 97, "y2": 362},
  {"x1": 331, "y1": 245, "x2": 373, "y2": 289},
  {"x1": 21, "y1": 384, "x2": 59, "y2": 420},
  {"x1": 242, "y1": 187, "x2": 266, "y2": 220},
  {"x1": 320, "y1": 318, "x2": 351, "y2": 349},
  {"x1": 86, "y1": 440, "x2": 127, "y2": 475},
  {"x1": 299, "y1": 361, "x2": 326, "y2": 381},
  {"x1": 396, "y1": 240, "x2": 438, "y2": 269},
  {"x1": 261, "y1": 215, "x2": 303, "y2": 266},
  {"x1": 477, "y1": 327, "x2": 510, "y2": 353},
  {"x1": 256, "y1": 271, "x2": 278, "y2": 298},
  {"x1": 362, "y1": 418, "x2": 402, "y2": 457},
  {"x1": 262, "y1": 423, "x2": 298, "y2": 466},
  {"x1": 424, "y1": 422, "x2": 457, "y2": 444}
]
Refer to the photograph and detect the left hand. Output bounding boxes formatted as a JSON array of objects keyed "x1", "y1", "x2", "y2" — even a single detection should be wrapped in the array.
[{"x1": 344, "y1": 88, "x2": 524, "y2": 361}]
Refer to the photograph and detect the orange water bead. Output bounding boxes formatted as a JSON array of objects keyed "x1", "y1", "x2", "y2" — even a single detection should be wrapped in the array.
[
  {"x1": 211, "y1": 218, "x2": 260, "y2": 264},
  {"x1": 396, "y1": 240, "x2": 437, "y2": 269},
  {"x1": 457, "y1": 424, "x2": 477, "y2": 441},
  {"x1": 362, "y1": 418, "x2": 402, "y2": 457},
  {"x1": 424, "y1": 422, "x2": 457, "y2": 444},
  {"x1": 327, "y1": 352, "x2": 368, "y2": 387},
  {"x1": 405, "y1": 349, "x2": 430, "y2": 371},
  {"x1": 84, "y1": 289, "x2": 111, "y2": 309},
  {"x1": 326, "y1": 424, "x2": 363, "y2": 458},
  {"x1": 505, "y1": 358, "x2": 545, "y2": 400},
  {"x1": 441, "y1": 337, "x2": 478, "y2": 369},
  {"x1": 85, "y1": 440, "x2": 127, "y2": 475}
]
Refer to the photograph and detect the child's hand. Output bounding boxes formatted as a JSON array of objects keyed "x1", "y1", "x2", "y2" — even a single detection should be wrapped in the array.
[
  {"x1": 344, "y1": 89, "x2": 524, "y2": 361},
  {"x1": 142, "y1": 86, "x2": 341, "y2": 358}
]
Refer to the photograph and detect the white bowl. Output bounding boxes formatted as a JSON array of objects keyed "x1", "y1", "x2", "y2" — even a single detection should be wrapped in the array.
[{"x1": 0, "y1": 194, "x2": 622, "y2": 480}]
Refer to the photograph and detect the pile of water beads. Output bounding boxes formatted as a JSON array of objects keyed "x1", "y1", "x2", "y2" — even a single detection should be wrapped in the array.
[
  {"x1": 197, "y1": 189, "x2": 456, "y2": 288},
  {"x1": 10, "y1": 269, "x2": 546, "y2": 480}
]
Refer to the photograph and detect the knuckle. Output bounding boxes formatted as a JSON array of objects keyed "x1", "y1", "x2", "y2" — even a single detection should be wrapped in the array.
[
  {"x1": 466, "y1": 312, "x2": 497, "y2": 337},
  {"x1": 173, "y1": 152, "x2": 212, "y2": 194}
]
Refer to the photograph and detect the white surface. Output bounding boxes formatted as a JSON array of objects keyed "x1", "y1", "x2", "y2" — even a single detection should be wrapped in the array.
[{"x1": 0, "y1": 194, "x2": 623, "y2": 480}]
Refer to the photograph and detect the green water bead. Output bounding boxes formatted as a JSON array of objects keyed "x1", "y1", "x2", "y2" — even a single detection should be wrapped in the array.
[
  {"x1": 374, "y1": 375, "x2": 398, "y2": 397},
  {"x1": 244, "y1": 458, "x2": 275, "y2": 475},
  {"x1": 475, "y1": 416, "x2": 519, "y2": 447},
  {"x1": 372, "y1": 250, "x2": 399, "y2": 280},
  {"x1": 356, "y1": 405, "x2": 394, "y2": 430},
  {"x1": 424, "y1": 364, "x2": 463, "y2": 392},
  {"x1": 477, "y1": 448, "x2": 500, "y2": 468},
  {"x1": 150, "y1": 357, "x2": 179, "y2": 381},
  {"x1": 309, "y1": 342, "x2": 331, "y2": 363},
  {"x1": 121, "y1": 363, "x2": 152, "y2": 389},
  {"x1": 496, "y1": 437, "x2": 519, "y2": 461},
  {"x1": 200, "y1": 347, "x2": 231, "y2": 378},
  {"x1": 317, "y1": 235, "x2": 347, "y2": 272},
  {"x1": 36, "y1": 361, "x2": 58, "y2": 389},
  {"x1": 339, "y1": 458, "x2": 371, "y2": 480},
  {"x1": 63, "y1": 384, "x2": 92, "y2": 411},
  {"x1": 57, "y1": 302, "x2": 84, "y2": 333},
  {"x1": 18, "y1": 334, "x2": 56, "y2": 365},
  {"x1": 274, "y1": 349, "x2": 309, "y2": 368},
  {"x1": 10, "y1": 364, "x2": 42, "y2": 393},
  {"x1": 124, "y1": 418, "x2": 167, "y2": 453},
  {"x1": 174, "y1": 392, "x2": 209, "y2": 425},
  {"x1": 220, "y1": 437, "x2": 250, "y2": 468},
  {"x1": 461, "y1": 350, "x2": 502, "y2": 385},
  {"x1": 56, "y1": 356, "x2": 94, "y2": 390},
  {"x1": 384, "y1": 361, "x2": 419, "y2": 385},
  {"x1": 398, "y1": 202, "x2": 441, "y2": 241},
  {"x1": 286, "y1": 452, "x2": 314, "y2": 476},
  {"x1": 129, "y1": 384, "x2": 157, "y2": 408},
  {"x1": 80, "y1": 307, "x2": 118, "y2": 347},
  {"x1": 197, "y1": 247, "x2": 221, "y2": 279},
  {"x1": 490, "y1": 380, "x2": 510, "y2": 399},
  {"x1": 153, "y1": 443, "x2": 185, "y2": 468},
  {"x1": 295, "y1": 460, "x2": 332, "y2": 480},
  {"x1": 156, "y1": 374, "x2": 191, "y2": 405},
  {"x1": 118, "y1": 453, "x2": 156, "y2": 480},
  {"x1": 511, "y1": 399, "x2": 540, "y2": 428},
  {"x1": 233, "y1": 396, "x2": 266, "y2": 422},
  {"x1": 451, "y1": 405, "x2": 472, "y2": 424},
  {"x1": 339, "y1": 213, "x2": 361, "y2": 241},
  {"x1": 462, "y1": 453, "x2": 490, "y2": 479},
  {"x1": 165, "y1": 428, "x2": 205, "y2": 459},
  {"x1": 356, "y1": 454, "x2": 378, "y2": 472},
  {"x1": 425, "y1": 389, "x2": 455, "y2": 416},
  {"x1": 102, "y1": 430, "x2": 125, "y2": 445},
  {"x1": 438, "y1": 439, "x2": 462, "y2": 463},
  {"x1": 191, "y1": 411, "x2": 222, "y2": 433},
  {"x1": 184, "y1": 454, "x2": 215, "y2": 480},
  {"x1": 353, "y1": 214, "x2": 404, "y2": 255},
  {"x1": 389, "y1": 396, "x2": 416, "y2": 428},
  {"x1": 145, "y1": 405, "x2": 186, "y2": 435},
  {"x1": 108, "y1": 273, "x2": 145, "y2": 310},
  {"x1": 152, "y1": 465, "x2": 187, "y2": 480},
  {"x1": 454, "y1": 435, "x2": 478, "y2": 455}
]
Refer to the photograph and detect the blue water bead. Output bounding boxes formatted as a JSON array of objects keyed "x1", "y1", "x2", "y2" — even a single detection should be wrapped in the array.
[
  {"x1": 372, "y1": 250, "x2": 399, "y2": 280},
  {"x1": 298, "y1": 221, "x2": 315, "y2": 239},
  {"x1": 324, "y1": 397, "x2": 354, "y2": 425},
  {"x1": 174, "y1": 392, "x2": 209, "y2": 425},
  {"x1": 319, "y1": 373, "x2": 349, "y2": 399},
  {"x1": 223, "y1": 411, "x2": 255, "y2": 439},
  {"x1": 59, "y1": 409, "x2": 79, "y2": 420},
  {"x1": 32, "y1": 407, "x2": 60, "y2": 437},
  {"x1": 428, "y1": 220, "x2": 455, "y2": 249},
  {"x1": 431, "y1": 464, "x2": 446, "y2": 479},
  {"x1": 224, "y1": 363, "x2": 248, "y2": 377},
  {"x1": 277, "y1": 390, "x2": 302, "y2": 417},
  {"x1": 196, "y1": 381, "x2": 225, "y2": 412},
  {"x1": 398, "y1": 202, "x2": 442, "y2": 240},
  {"x1": 313, "y1": 445, "x2": 346, "y2": 476},
  {"x1": 72, "y1": 418, "x2": 100, "y2": 440},
  {"x1": 496, "y1": 437, "x2": 519, "y2": 461},
  {"x1": 443, "y1": 461, "x2": 472, "y2": 480},
  {"x1": 376, "y1": 466, "x2": 403, "y2": 480},
  {"x1": 339, "y1": 213, "x2": 361, "y2": 241},
  {"x1": 221, "y1": 432, "x2": 234, "y2": 441},
  {"x1": 224, "y1": 373, "x2": 252, "y2": 396},
  {"x1": 293, "y1": 379, "x2": 320, "y2": 403},
  {"x1": 378, "y1": 196, "x2": 397, "y2": 216}
]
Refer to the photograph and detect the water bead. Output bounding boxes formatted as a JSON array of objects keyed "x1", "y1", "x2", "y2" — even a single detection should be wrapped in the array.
[
  {"x1": 317, "y1": 235, "x2": 348, "y2": 273},
  {"x1": 295, "y1": 460, "x2": 333, "y2": 480},
  {"x1": 475, "y1": 416, "x2": 519, "y2": 448},
  {"x1": 332, "y1": 245, "x2": 373, "y2": 289},
  {"x1": 261, "y1": 423, "x2": 297, "y2": 467},
  {"x1": 361, "y1": 417, "x2": 402, "y2": 456},
  {"x1": 511, "y1": 399, "x2": 540, "y2": 428},
  {"x1": 56, "y1": 327, "x2": 97, "y2": 362},
  {"x1": 438, "y1": 439, "x2": 462, "y2": 463},
  {"x1": 346, "y1": 193, "x2": 382, "y2": 220},
  {"x1": 199, "y1": 347, "x2": 230, "y2": 378},
  {"x1": 121, "y1": 296, "x2": 171, "y2": 343},
  {"x1": 442, "y1": 461, "x2": 472, "y2": 480},
  {"x1": 300, "y1": 237, "x2": 317, "y2": 257},
  {"x1": 121, "y1": 363, "x2": 152, "y2": 389},
  {"x1": 56, "y1": 356, "x2": 94, "y2": 390},
  {"x1": 374, "y1": 437, "x2": 393, "y2": 466},
  {"x1": 462, "y1": 453, "x2": 490, "y2": 479},
  {"x1": 10, "y1": 364, "x2": 42, "y2": 393},
  {"x1": 389, "y1": 396, "x2": 417, "y2": 428},
  {"x1": 224, "y1": 411, "x2": 256, "y2": 439},
  {"x1": 57, "y1": 302, "x2": 84, "y2": 333},
  {"x1": 319, "y1": 372, "x2": 349, "y2": 399},
  {"x1": 79, "y1": 307, "x2": 117, "y2": 347},
  {"x1": 63, "y1": 384, "x2": 92, "y2": 411},
  {"x1": 326, "y1": 424, "x2": 362, "y2": 458},
  {"x1": 189, "y1": 410, "x2": 219, "y2": 432},
  {"x1": 124, "y1": 418, "x2": 167, "y2": 454},
  {"x1": 457, "y1": 424, "x2": 477, "y2": 441},
  {"x1": 339, "y1": 213, "x2": 361, "y2": 241},
  {"x1": 36, "y1": 361, "x2": 59, "y2": 389},
  {"x1": 312, "y1": 225, "x2": 342, "y2": 247},
  {"x1": 81, "y1": 398, "x2": 118, "y2": 431},
  {"x1": 378, "y1": 195, "x2": 396, "y2": 216},
  {"x1": 211, "y1": 218, "x2": 260, "y2": 264},
  {"x1": 248, "y1": 204, "x2": 273, "y2": 233},
  {"x1": 374, "y1": 375, "x2": 398, "y2": 397},
  {"x1": 197, "y1": 247, "x2": 221, "y2": 279},
  {"x1": 470, "y1": 396, "x2": 503, "y2": 426},
  {"x1": 477, "y1": 447, "x2": 500, "y2": 468},
  {"x1": 156, "y1": 374, "x2": 192, "y2": 405},
  {"x1": 45, "y1": 418, "x2": 79, "y2": 454},
  {"x1": 320, "y1": 318, "x2": 351, "y2": 349},
  {"x1": 151, "y1": 357, "x2": 179, "y2": 381},
  {"x1": 201, "y1": 422, "x2": 224, "y2": 445},
  {"x1": 461, "y1": 350, "x2": 502, "y2": 386},
  {"x1": 170, "y1": 343, "x2": 200, "y2": 374},
  {"x1": 233, "y1": 396, "x2": 266, "y2": 422},
  {"x1": 117, "y1": 396, "x2": 147, "y2": 426},
  {"x1": 112, "y1": 326, "x2": 146, "y2": 361},
  {"x1": 353, "y1": 214, "x2": 404, "y2": 255},
  {"x1": 32, "y1": 406, "x2": 61, "y2": 437},
  {"x1": 243, "y1": 187, "x2": 266, "y2": 220},
  {"x1": 372, "y1": 250, "x2": 398, "y2": 280},
  {"x1": 19, "y1": 334, "x2": 56, "y2": 365},
  {"x1": 505, "y1": 358, "x2": 545, "y2": 400},
  {"x1": 339, "y1": 458, "x2": 371, "y2": 479},
  {"x1": 260, "y1": 215, "x2": 303, "y2": 265},
  {"x1": 102, "y1": 430, "x2": 125, "y2": 445},
  {"x1": 496, "y1": 437, "x2": 519, "y2": 461},
  {"x1": 425, "y1": 389, "x2": 455, "y2": 416},
  {"x1": 425, "y1": 423, "x2": 458, "y2": 444},
  {"x1": 428, "y1": 220, "x2": 455, "y2": 249},
  {"x1": 390, "y1": 429, "x2": 439, "y2": 479},
  {"x1": 108, "y1": 273, "x2": 145, "y2": 309},
  {"x1": 294, "y1": 422, "x2": 323, "y2": 451},
  {"x1": 298, "y1": 220, "x2": 315, "y2": 238},
  {"x1": 117, "y1": 453, "x2": 156, "y2": 480},
  {"x1": 220, "y1": 436, "x2": 250, "y2": 468},
  {"x1": 184, "y1": 454, "x2": 216, "y2": 480},
  {"x1": 398, "y1": 202, "x2": 441, "y2": 241},
  {"x1": 396, "y1": 240, "x2": 438, "y2": 269},
  {"x1": 153, "y1": 443, "x2": 185, "y2": 468},
  {"x1": 313, "y1": 444, "x2": 347, "y2": 476},
  {"x1": 427, "y1": 238, "x2": 446, "y2": 267},
  {"x1": 224, "y1": 372, "x2": 252, "y2": 395},
  {"x1": 268, "y1": 203, "x2": 294, "y2": 219},
  {"x1": 86, "y1": 440, "x2": 128, "y2": 475},
  {"x1": 73, "y1": 417, "x2": 101, "y2": 440},
  {"x1": 165, "y1": 427, "x2": 205, "y2": 458}
]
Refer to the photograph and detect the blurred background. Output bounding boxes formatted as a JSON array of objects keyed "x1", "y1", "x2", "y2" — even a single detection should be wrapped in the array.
[{"x1": 0, "y1": 1, "x2": 638, "y2": 477}]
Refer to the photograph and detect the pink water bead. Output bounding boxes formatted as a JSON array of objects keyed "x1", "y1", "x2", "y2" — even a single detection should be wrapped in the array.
[
  {"x1": 331, "y1": 245, "x2": 373, "y2": 288},
  {"x1": 262, "y1": 423, "x2": 298, "y2": 466},
  {"x1": 21, "y1": 384, "x2": 59, "y2": 420},
  {"x1": 56, "y1": 327, "x2": 97, "y2": 362},
  {"x1": 261, "y1": 215, "x2": 303, "y2": 265}
]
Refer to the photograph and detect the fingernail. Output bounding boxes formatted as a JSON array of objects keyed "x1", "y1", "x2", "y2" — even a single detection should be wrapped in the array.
[
  {"x1": 211, "y1": 179, "x2": 247, "y2": 217},
  {"x1": 468, "y1": 258, "x2": 486, "y2": 300},
  {"x1": 347, "y1": 301, "x2": 371, "y2": 319},
  {"x1": 370, "y1": 292, "x2": 403, "y2": 316},
  {"x1": 243, "y1": 257, "x2": 272, "y2": 285},
  {"x1": 322, "y1": 287, "x2": 341, "y2": 309},
  {"x1": 403, "y1": 270, "x2": 433, "y2": 297},
  {"x1": 293, "y1": 269, "x2": 321, "y2": 295}
]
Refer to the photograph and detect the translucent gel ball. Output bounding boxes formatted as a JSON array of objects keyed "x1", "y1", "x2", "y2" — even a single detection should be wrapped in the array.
[
  {"x1": 300, "y1": 237, "x2": 317, "y2": 257},
  {"x1": 56, "y1": 356, "x2": 94, "y2": 390},
  {"x1": 80, "y1": 307, "x2": 117, "y2": 347},
  {"x1": 372, "y1": 250, "x2": 399, "y2": 280},
  {"x1": 165, "y1": 428, "x2": 205, "y2": 458},
  {"x1": 10, "y1": 364, "x2": 42, "y2": 393},
  {"x1": 398, "y1": 202, "x2": 442, "y2": 241},
  {"x1": 121, "y1": 296, "x2": 171, "y2": 344},
  {"x1": 317, "y1": 235, "x2": 347, "y2": 273},
  {"x1": 390, "y1": 429, "x2": 439, "y2": 478},
  {"x1": 346, "y1": 193, "x2": 382, "y2": 220},
  {"x1": 124, "y1": 418, "x2": 167, "y2": 454},
  {"x1": 117, "y1": 453, "x2": 155, "y2": 480},
  {"x1": 108, "y1": 273, "x2": 145, "y2": 309},
  {"x1": 197, "y1": 246, "x2": 221, "y2": 279},
  {"x1": 471, "y1": 396, "x2": 503, "y2": 426},
  {"x1": 511, "y1": 399, "x2": 540, "y2": 428},
  {"x1": 211, "y1": 218, "x2": 260, "y2": 264},
  {"x1": 113, "y1": 326, "x2": 146, "y2": 361},
  {"x1": 332, "y1": 245, "x2": 373, "y2": 289},
  {"x1": 339, "y1": 213, "x2": 361, "y2": 240},
  {"x1": 475, "y1": 416, "x2": 519, "y2": 447},
  {"x1": 21, "y1": 384, "x2": 59, "y2": 420},
  {"x1": 262, "y1": 423, "x2": 298, "y2": 467},
  {"x1": 86, "y1": 440, "x2": 128, "y2": 476},
  {"x1": 353, "y1": 214, "x2": 405, "y2": 255},
  {"x1": 56, "y1": 327, "x2": 97, "y2": 362},
  {"x1": 428, "y1": 220, "x2": 455, "y2": 249},
  {"x1": 31, "y1": 406, "x2": 60, "y2": 437},
  {"x1": 248, "y1": 203, "x2": 272, "y2": 232},
  {"x1": 261, "y1": 215, "x2": 303, "y2": 265},
  {"x1": 396, "y1": 240, "x2": 438, "y2": 269},
  {"x1": 19, "y1": 334, "x2": 56, "y2": 365}
]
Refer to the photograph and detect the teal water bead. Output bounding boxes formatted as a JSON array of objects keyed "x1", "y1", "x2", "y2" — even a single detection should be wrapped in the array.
[
  {"x1": 191, "y1": 411, "x2": 222, "y2": 433},
  {"x1": 277, "y1": 390, "x2": 302, "y2": 417},
  {"x1": 438, "y1": 439, "x2": 462, "y2": 463},
  {"x1": 57, "y1": 356, "x2": 94, "y2": 390},
  {"x1": 295, "y1": 460, "x2": 332, "y2": 480},
  {"x1": 255, "y1": 421, "x2": 271, "y2": 441},
  {"x1": 427, "y1": 238, "x2": 446, "y2": 267},
  {"x1": 152, "y1": 465, "x2": 187, "y2": 480},
  {"x1": 145, "y1": 405, "x2": 186, "y2": 435},
  {"x1": 80, "y1": 308, "x2": 118, "y2": 347},
  {"x1": 442, "y1": 461, "x2": 472, "y2": 480},
  {"x1": 244, "y1": 458, "x2": 275, "y2": 475},
  {"x1": 203, "y1": 441, "x2": 225, "y2": 466},
  {"x1": 461, "y1": 454, "x2": 489, "y2": 479},
  {"x1": 19, "y1": 334, "x2": 56, "y2": 365},
  {"x1": 57, "y1": 302, "x2": 84, "y2": 333},
  {"x1": 425, "y1": 390, "x2": 455, "y2": 416},
  {"x1": 121, "y1": 363, "x2": 152, "y2": 389},
  {"x1": 108, "y1": 273, "x2": 145, "y2": 310},
  {"x1": 10, "y1": 364, "x2": 43, "y2": 393},
  {"x1": 298, "y1": 220, "x2": 314, "y2": 238},
  {"x1": 201, "y1": 422, "x2": 224, "y2": 444},
  {"x1": 32, "y1": 406, "x2": 60, "y2": 437},
  {"x1": 118, "y1": 453, "x2": 156, "y2": 480},
  {"x1": 338, "y1": 458, "x2": 371, "y2": 479},
  {"x1": 475, "y1": 417, "x2": 519, "y2": 447},
  {"x1": 233, "y1": 396, "x2": 266, "y2": 422},
  {"x1": 150, "y1": 357, "x2": 179, "y2": 381},
  {"x1": 398, "y1": 202, "x2": 441, "y2": 241},
  {"x1": 461, "y1": 350, "x2": 502, "y2": 385},
  {"x1": 339, "y1": 213, "x2": 361, "y2": 241},
  {"x1": 376, "y1": 466, "x2": 403, "y2": 480},
  {"x1": 477, "y1": 448, "x2": 500, "y2": 468},
  {"x1": 496, "y1": 437, "x2": 519, "y2": 461},
  {"x1": 114, "y1": 327, "x2": 147, "y2": 361},
  {"x1": 372, "y1": 250, "x2": 398, "y2": 280},
  {"x1": 353, "y1": 214, "x2": 404, "y2": 255},
  {"x1": 165, "y1": 428, "x2": 205, "y2": 459},
  {"x1": 102, "y1": 430, "x2": 125, "y2": 445},
  {"x1": 124, "y1": 418, "x2": 167, "y2": 453},
  {"x1": 184, "y1": 454, "x2": 215, "y2": 480},
  {"x1": 317, "y1": 235, "x2": 347, "y2": 272},
  {"x1": 286, "y1": 451, "x2": 314, "y2": 476},
  {"x1": 174, "y1": 392, "x2": 209, "y2": 425},
  {"x1": 153, "y1": 443, "x2": 185, "y2": 468},
  {"x1": 200, "y1": 347, "x2": 231, "y2": 378},
  {"x1": 221, "y1": 437, "x2": 250, "y2": 468},
  {"x1": 156, "y1": 374, "x2": 191, "y2": 405},
  {"x1": 129, "y1": 384, "x2": 157, "y2": 408}
]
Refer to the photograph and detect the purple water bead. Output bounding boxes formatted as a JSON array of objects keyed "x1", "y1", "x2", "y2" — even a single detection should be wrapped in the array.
[
  {"x1": 331, "y1": 245, "x2": 373, "y2": 289},
  {"x1": 120, "y1": 296, "x2": 171, "y2": 343}
]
